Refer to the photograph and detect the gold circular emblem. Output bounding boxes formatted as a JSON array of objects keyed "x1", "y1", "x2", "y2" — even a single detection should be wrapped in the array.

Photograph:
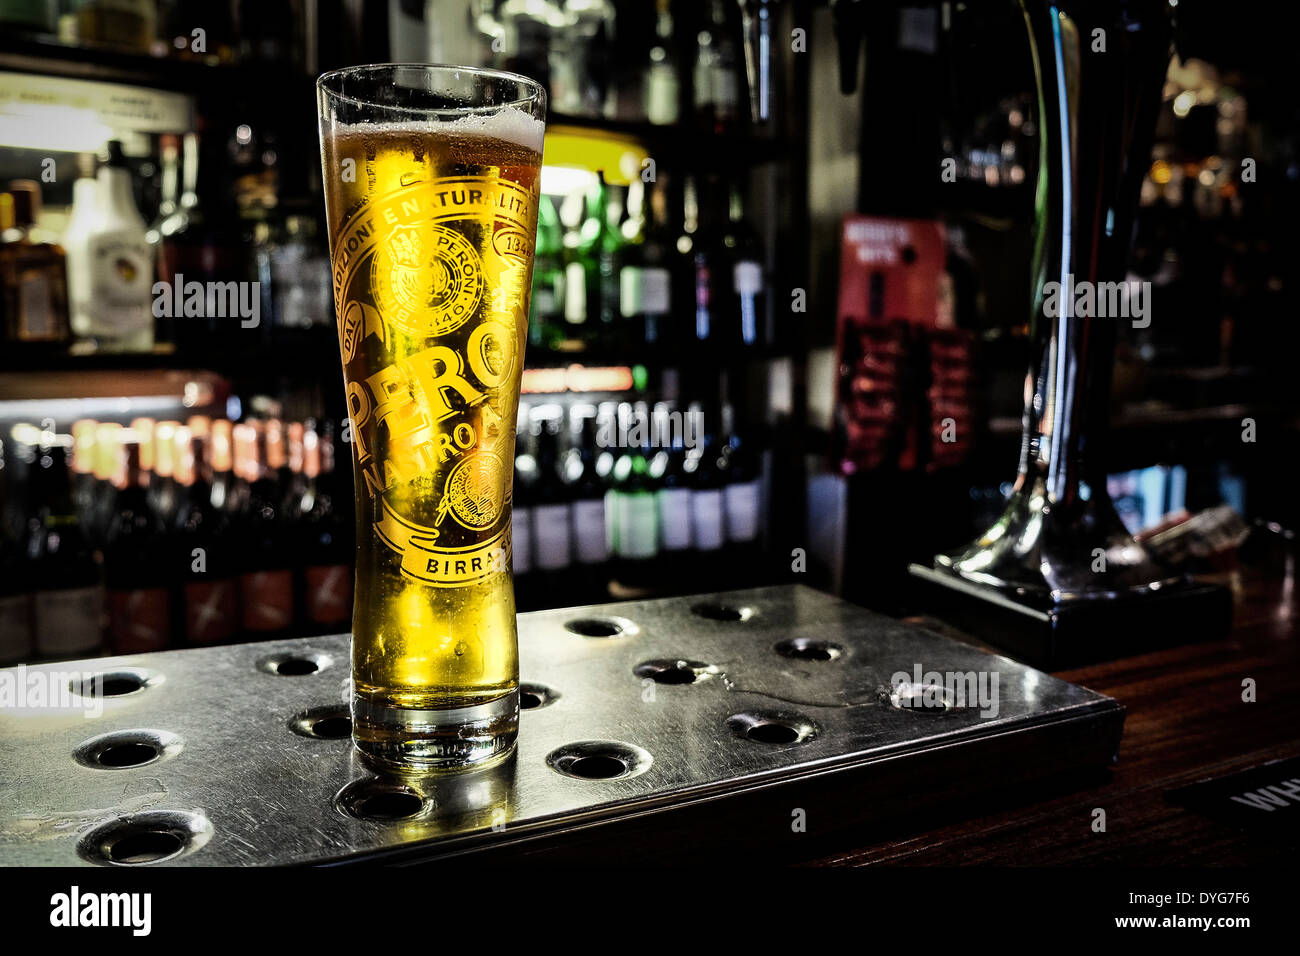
[
  {"x1": 444, "y1": 451, "x2": 505, "y2": 530},
  {"x1": 371, "y1": 223, "x2": 484, "y2": 337}
]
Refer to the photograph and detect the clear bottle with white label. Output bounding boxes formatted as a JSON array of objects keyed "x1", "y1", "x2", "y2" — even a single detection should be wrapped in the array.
[{"x1": 65, "y1": 141, "x2": 154, "y2": 352}]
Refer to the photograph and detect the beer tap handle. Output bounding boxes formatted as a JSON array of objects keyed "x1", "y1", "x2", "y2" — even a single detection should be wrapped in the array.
[{"x1": 738, "y1": 0, "x2": 776, "y2": 123}]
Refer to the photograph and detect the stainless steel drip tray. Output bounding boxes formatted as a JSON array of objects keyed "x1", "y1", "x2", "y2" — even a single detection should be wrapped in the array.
[{"x1": 0, "y1": 585, "x2": 1124, "y2": 866}]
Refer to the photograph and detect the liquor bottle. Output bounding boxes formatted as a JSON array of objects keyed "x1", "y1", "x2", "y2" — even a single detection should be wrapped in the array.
[
  {"x1": 146, "y1": 134, "x2": 181, "y2": 343},
  {"x1": 160, "y1": 0, "x2": 236, "y2": 62},
  {"x1": 104, "y1": 434, "x2": 173, "y2": 654},
  {"x1": 598, "y1": 402, "x2": 622, "y2": 560},
  {"x1": 0, "y1": 439, "x2": 33, "y2": 664},
  {"x1": 0, "y1": 0, "x2": 56, "y2": 33},
  {"x1": 693, "y1": 0, "x2": 741, "y2": 132},
  {"x1": 264, "y1": 418, "x2": 291, "y2": 502},
  {"x1": 528, "y1": 194, "x2": 565, "y2": 350},
  {"x1": 620, "y1": 179, "x2": 674, "y2": 348},
  {"x1": 595, "y1": 174, "x2": 626, "y2": 333},
  {"x1": 61, "y1": 156, "x2": 99, "y2": 343},
  {"x1": 209, "y1": 417, "x2": 240, "y2": 514},
  {"x1": 612, "y1": 403, "x2": 660, "y2": 589},
  {"x1": 545, "y1": 0, "x2": 616, "y2": 118},
  {"x1": 645, "y1": 0, "x2": 682, "y2": 126},
  {"x1": 65, "y1": 142, "x2": 154, "y2": 351},
  {"x1": 25, "y1": 439, "x2": 104, "y2": 659},
  {"x1": 174, "y1": 424, "x2": 239, "y2": 646},
  {"x1": 566, "y1": 405, "x2": 611, "y2": 585},
  {"x1": 654, "y1": 403, "x2": 694, "y2": 558},
  {"x1": 262, "y1": 213, "x2": 333, "y2": 332},
  {"x1": 229, "y1": 421, "x2": 256, "y2": 518},
  {"x1": 157, "y1": 132, "x2": 245, "y2": 345},
  {"x1": 672, "y1": 174, "x2": 699, "y2": 346},
  {"x1": 69, "y1": 419, "x2": 99, "y2": 531},
  {"x1": 723, "y1": 179, "x2": 765, "y2": 347},
  {"x1": 88, "y1": 421, "x2": 122, "y2": 547},
  {"x1": 721, "y1": 402, "x2": 762, "y2": 571},
  {"x1": 281, "y1": 420, "x2": 307, "y2": 514},
  {"x1": 529, "y1": 407, "x2": 573, "y2": 597},
  {"x1": 147, "y1": 134, "x2": 181, "y2": 247},
  {"x1": 512, "y1": 416, "x2": 537, "y2": 606},
  {"x1": 685, "y1": 401, "x2": 726, "y2": 572},
  {"x1": 149, "y1": 420, "x2": 180, "y2": 526},
  {"x1": 75, "y1": 0, "x2": 157, "y2": 52},
  {"x1": 1, "y1": 186, "x2": 70, "y2": 344},
  {"x1": 298, "y1": 420, "x2": 354, "y2": 634},
  {"x1": 689, "y1": 176, "x2": 727, "y2": 348},
  {"x1": 560, "y1": 189, "x2": 590, "y2": 340},
  {"x1": 237, "y1": 422, "x2": 294, "y2": 638}
]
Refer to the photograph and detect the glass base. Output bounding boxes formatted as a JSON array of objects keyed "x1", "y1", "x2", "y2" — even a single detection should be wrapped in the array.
[{"x1": 351, "y1": 689, "x2": 519, "y2": 773}]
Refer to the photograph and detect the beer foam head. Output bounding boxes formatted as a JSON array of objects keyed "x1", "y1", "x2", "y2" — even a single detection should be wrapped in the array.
[{"x1": 341, "y1": 110, "x2": 545, "y2": 153}]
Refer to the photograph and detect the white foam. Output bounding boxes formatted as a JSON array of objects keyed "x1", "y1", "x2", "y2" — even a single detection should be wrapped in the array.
[{"x1": 335, "y1": 110, "x2": 545, "y2": 153}]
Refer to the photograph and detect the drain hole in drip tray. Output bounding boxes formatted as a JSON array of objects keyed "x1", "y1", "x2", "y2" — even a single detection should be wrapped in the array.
[
  {"x1": 547, "y1": 741, "x2": 653, "y2": 781},
  {"x1": 564, "y1": 616, "x2": 638, "y2": 638},
  {"x1": 633, "y1": 659, "x2": 718, "y2": 685},
  {"x1": 690, "y1": 603, "x2": 755, "y2": 622},
  {"x1": 774, "y1": 638, "x2": 842, "y2": 662}
]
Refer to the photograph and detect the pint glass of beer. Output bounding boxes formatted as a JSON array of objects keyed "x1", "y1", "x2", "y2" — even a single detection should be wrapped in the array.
[{"x1": 316, "y1": 64, "x2": 545, "y2": 770}]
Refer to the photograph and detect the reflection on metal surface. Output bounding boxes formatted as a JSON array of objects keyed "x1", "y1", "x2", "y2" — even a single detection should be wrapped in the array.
[{"x1": 0, "y1": 586, "x2": 1123, "y2": 865}]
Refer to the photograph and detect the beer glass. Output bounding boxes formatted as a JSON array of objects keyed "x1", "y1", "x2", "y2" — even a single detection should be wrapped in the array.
[{"x1": 317, "y1": 64, "x2": 545, "y2": 770}]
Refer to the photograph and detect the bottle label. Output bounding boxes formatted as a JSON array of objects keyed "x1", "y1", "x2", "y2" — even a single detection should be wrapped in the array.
[
  {"x1": 604, "y1": 489, "x2": 620, "y2": 555},
  {"x1": 646, "y1": 66, "x2": 679, "y2": 125},
  {"x1": 534, "y1": 284, "x2": 557, "y2": 316},
  {"x1": 564, "y1": 261, "x2": 587, "y2": 323},
  {"x1": 89, "y1": 232, "x2": 153, "y2": 334},
  {"x1": 619, "y1": 492, "x2": 659, "y2": 559},
  {"x1": 533, "y1": 502, "x2": 572, "y2": 570},
  {"x1": 18, "y1": 273, "x2": 56, "y2": 339},
  {"x1": 691, "y1": 488, "x2": 725, "y2": 551},
  {"x1": 108, "y1": 587, "x2": 171, "y2": 654},
  {"x1": 733, "y1": 260, "x2": 762, "y2": 296},
  {"x1": 184, "y1": 578, "x2": 239, "y2": 645},
  {"x1": 34, "y1": 586, "x2": 104, "y2": 657},
  {"x1": 573, "y1": 498, "x2": 608, "y2": 564},
  {"x1": 0, "y1": 593, "x2": 33, "y2": 664},
  {"x1": 641, "y1": 267, "x2": 671, "y2": 315},
  {"x1": 304, "y1": 564, "x2": 354, "y2": 626},
  {"x1": 512, "y1": 507, "x2": 533, "y2": 575},
  {"x1": 240, "y1": 569, "x2": 293, "y2": 633},
  {"x1": 724, "y1": 480, "x2": 761, "y2": 542},
  {"x1": 657, "y1": 487, "x2": 693, "y2": 550},
  {"x1": 619, "y1": 265, "x2": 643, "y2": 318}
]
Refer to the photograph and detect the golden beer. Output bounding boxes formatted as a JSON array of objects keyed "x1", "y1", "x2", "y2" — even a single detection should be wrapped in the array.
[{"x1": 317, "y1": 65, "x2": 545, "y2": 769}]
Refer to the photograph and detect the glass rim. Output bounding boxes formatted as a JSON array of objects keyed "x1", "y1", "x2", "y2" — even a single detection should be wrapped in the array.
[{"x1": 316, "y1": 62, "x2": 546, "y2": 117}]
